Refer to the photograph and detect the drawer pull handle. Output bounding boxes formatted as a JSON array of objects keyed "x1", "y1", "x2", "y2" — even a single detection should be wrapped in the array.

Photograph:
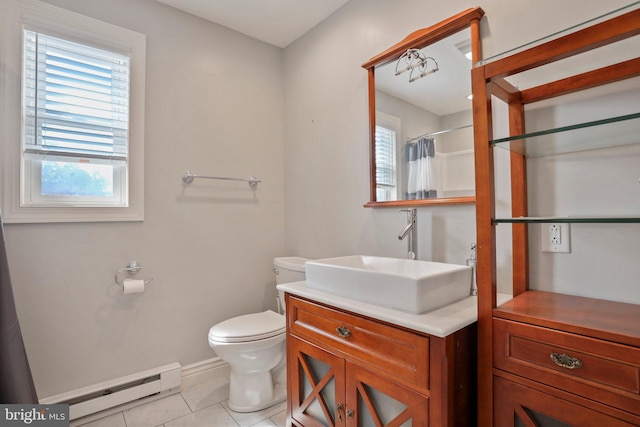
[
  {"x1": 336, "y1": 326, "x2": 352, "y2": 338},
  {"x1": 550, "y1": 352, "x2": 583, "y2": 370}
]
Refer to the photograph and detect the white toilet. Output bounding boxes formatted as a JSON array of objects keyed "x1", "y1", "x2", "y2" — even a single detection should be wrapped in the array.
[{"x1": 208, "y1": 257, "x2": 308, "y2": 413}]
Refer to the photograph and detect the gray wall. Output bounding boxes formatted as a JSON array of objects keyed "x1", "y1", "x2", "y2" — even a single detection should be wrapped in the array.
[{"x1": 2, "y1": 0, "x2": 636, "y2": 399}]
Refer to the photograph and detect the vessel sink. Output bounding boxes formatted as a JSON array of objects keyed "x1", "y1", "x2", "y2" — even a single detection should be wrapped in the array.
[{"x1": 305, "y1": 255, "x2": 472, "y2": 314}]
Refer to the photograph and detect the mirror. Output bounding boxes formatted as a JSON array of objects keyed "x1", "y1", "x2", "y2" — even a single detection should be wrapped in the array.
[{"x1": 363, "y1": 8, "x2": 484, "y2": 207}]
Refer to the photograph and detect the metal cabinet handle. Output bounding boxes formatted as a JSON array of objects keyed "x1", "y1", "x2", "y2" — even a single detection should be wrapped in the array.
[
  {"x1": 336, "y1": 326, "x2": 352, "y2": 338},
  {"x1": 347, "y1": 409, "x2": 354, "y2": 418},
  {"x1": 550, "y1": 352, "x2": 583, "y2": 369},
  {"x1": 337, "y1": 403, "x2": 344, "y2": 421}
]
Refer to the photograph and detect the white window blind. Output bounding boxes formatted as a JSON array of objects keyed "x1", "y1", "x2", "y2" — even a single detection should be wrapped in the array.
[
  {"x1": 23, "y1": 29, "x2": 130, "y2": 163},
  {"x1": 375, "y1": 124, "x2": 396, "y2": 188}
]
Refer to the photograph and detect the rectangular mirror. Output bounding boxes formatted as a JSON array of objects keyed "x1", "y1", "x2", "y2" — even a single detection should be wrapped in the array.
[{"x1": 363, "y1": 8, "x2": 484, "y2": 207}]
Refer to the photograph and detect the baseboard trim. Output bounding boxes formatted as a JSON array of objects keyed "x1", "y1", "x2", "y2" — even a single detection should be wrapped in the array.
[
  {"x1": 181, "y1": 357, "x2": 230, "y2": 389},
  {"x1": 181, "y1": 356, "x2": 228, "y2": 379}
]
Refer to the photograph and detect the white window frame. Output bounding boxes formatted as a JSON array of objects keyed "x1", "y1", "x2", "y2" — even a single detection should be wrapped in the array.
[{"x1": 0, "y1": 0, "x2": 145, "y2": 223}]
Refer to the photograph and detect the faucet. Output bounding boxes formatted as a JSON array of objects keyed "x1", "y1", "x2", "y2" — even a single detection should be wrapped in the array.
[{"x1": 398, "y1": 209, "x2": 417, "y2": 260}]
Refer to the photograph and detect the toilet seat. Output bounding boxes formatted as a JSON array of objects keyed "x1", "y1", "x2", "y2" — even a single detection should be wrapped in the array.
[{"x1": 209, "y1": 310, "x2": 285, "y2": 343}]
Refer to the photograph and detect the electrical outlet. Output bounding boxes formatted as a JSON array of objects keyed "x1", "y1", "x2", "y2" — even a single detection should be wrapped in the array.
[
  {"x1": 550, "y1": 224, "x2": 561, "y2": 245},
  {"x1": 542, "y1": 223, "x2": 571, "y2": 253}
]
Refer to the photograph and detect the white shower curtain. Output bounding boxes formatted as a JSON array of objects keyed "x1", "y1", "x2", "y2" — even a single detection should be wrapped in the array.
[{"x1": 406, "y1": 137, "x2": 437, "y2": 199}]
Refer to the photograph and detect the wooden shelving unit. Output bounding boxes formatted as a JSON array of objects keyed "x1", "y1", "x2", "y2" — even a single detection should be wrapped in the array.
[{"x1": 472, "y1": 5, "x2": 640, "y2": 426}]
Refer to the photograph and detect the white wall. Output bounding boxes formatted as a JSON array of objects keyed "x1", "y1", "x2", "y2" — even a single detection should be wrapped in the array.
[
  {"x1": 3, "y1": 0, "x2": 637, "y2": 399},
  {"x1": 3, "y1": 0, "x2": 286, "y2": 398}
]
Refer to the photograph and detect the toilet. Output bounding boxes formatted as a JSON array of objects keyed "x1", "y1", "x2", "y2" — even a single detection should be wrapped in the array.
[{"x1": 208, "y1": 257, "x2": 308, "y2": 413}]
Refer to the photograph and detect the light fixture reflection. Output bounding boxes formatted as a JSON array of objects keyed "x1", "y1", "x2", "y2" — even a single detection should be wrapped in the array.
[{"x1": 395, "y1": 48, "x2": 439, "y2": 83}]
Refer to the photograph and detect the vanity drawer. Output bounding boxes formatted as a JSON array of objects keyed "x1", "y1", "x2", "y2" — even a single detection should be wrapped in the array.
[
  {"x1": 288, "y1": 296, "x2": 429, "y2": 389},
  {"x1": 494, "y1": 318, "x2": 640, "y2": 415}
]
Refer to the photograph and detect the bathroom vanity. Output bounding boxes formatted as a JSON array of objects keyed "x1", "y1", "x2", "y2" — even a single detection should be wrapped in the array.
[{"x1": 279, "y1": 281, "x2": 497, "y2": 427}]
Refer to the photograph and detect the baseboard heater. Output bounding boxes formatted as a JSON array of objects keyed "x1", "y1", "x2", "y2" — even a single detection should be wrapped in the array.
[{"x1": 40, "y1": 362, "x2": 182, "y2": 420}]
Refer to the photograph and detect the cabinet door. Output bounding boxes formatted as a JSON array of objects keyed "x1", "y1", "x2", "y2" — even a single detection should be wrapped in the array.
[
  {"x1": 288, "y1": 336, "x2": 346, "y2": 427},
  {"x1": 494, "y1": 376, "x2": 637, "y2": 427},
  {"x1": 347, "y1": 363, "x2": 429, "y2": 427}
]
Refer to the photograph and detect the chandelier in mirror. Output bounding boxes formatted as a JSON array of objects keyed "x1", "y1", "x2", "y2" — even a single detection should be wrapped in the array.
[{"x1": 394, "y1": 48, "x2": 439, "y2": 83}]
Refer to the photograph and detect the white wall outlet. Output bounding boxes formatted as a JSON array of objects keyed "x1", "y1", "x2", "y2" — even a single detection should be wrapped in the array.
[
  {"x1": 550, "y1": 224, "x2": 561, "y2": 245},
  {"x1": 542, "y1": 223, "x2": 571, "y2": 253}
]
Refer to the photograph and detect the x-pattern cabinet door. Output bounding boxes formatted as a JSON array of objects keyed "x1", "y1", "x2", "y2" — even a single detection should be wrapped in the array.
[
  {"x1": 346, "y1": 362, "x2": 429, "y2": 426},
  {"x1": 494, "y1": 377, "x2": 637, "y2": 427},
  {"x1": 289, "y1": 336, "x2": 346, "y2": 427},
  {"x1": 289, "y1": 335, "x2": 429, "y2": 426}
]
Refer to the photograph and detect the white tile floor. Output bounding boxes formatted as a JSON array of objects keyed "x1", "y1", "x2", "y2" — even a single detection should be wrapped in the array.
[{"x1": 75, "y1": 367, "x2": 287, "y2": 427}]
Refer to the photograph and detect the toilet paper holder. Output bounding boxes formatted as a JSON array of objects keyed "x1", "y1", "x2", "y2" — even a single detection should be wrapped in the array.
[{"x1": 114, "y1": 260, "x2": 154, "y2": 287}]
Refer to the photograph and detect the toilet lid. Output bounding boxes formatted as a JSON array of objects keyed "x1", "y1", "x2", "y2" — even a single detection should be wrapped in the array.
[{"x1": 208, "y1": 310, "x2": 285, "y2": 343}]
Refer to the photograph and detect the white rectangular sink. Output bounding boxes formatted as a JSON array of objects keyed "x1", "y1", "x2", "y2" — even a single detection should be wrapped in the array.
[{"x1": 305, "y1": 255, "x2": 472, "y2": 314}]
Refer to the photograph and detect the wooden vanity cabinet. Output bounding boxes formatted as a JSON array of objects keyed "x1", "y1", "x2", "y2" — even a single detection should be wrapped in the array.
[{"x1": 284, "y1": 293, "x2": 477, "y2": 427}]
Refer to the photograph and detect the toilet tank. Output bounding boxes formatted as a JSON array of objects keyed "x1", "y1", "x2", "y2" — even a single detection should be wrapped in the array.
[
  {"x1": 274, "y1": 257, "x2": 308, "y2": 314},
  {"x1": 273, "y1": 257, "x2": 308, "y2": 284}
]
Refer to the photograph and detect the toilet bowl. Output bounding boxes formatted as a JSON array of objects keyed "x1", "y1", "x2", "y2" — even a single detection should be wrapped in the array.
[
  {"x1": 208, "y1": 310, "x2": 286, "y2": 412},
  {"x1": 208, "y1": 257, "x2": 308, "y2": 413}
]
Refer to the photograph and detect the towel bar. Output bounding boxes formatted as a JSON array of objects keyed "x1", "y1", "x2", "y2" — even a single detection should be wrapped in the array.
[{"x1": 182, "y1": 171, "x2": 261, "y2": 190}]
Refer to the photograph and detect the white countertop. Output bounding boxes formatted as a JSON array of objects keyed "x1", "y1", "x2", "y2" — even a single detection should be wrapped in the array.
[{"x1": 277, "y1": 281, "x2": 512, "y2": 338}]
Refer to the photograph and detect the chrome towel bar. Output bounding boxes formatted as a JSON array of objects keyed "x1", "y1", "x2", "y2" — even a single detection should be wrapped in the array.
[{"x1": 182, "y1": 171, "x2": 261, "y2": 190}]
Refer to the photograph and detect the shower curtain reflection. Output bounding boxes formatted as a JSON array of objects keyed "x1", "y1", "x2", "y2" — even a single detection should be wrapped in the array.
[{"x1": 406, "y1": 137, "x2": 436, "y2": 199}]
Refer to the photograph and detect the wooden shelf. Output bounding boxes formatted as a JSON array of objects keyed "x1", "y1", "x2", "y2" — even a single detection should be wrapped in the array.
[{"x1": 494, "y1": 290, "x2": 640, "y2": 348}]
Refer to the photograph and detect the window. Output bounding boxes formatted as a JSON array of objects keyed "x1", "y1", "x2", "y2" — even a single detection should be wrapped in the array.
[
  {"x1": 0, "y1": 0, "x2": 145, "y2": 222},
  {"x1": 375, "y1": 124, "x2": 396, "y2": 200},
  {"x1": 22, "y1": 30, "x2": 129, "y2": 207},
  {"x1": 375, "y1": 112, "x2": 401, "y2": 202}
]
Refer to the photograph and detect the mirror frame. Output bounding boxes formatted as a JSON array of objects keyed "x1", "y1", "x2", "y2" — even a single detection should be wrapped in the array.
[{"x1": 362, "y1": 7, "x2": 484, "y2": 208}]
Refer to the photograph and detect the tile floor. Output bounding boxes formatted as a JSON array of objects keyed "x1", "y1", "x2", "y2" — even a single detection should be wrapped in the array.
[{"x1": 75, "y1": 366, "x2": 287, "y2": 427}]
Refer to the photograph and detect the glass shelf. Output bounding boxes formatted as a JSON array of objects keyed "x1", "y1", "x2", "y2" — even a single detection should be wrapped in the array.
[
  {"x1": 493, "y1": 216, "x2": 640, "y2": 224},
  {"x1": 490, "y1": 112, "x2": 640, "y2": 157},
  {"x1": 476, "y1": 1, "x2": 640, "y2": 66}
]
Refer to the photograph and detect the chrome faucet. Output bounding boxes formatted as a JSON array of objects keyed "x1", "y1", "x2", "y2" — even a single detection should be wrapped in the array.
[{"x1": 398, "y1": 209, "x2": 417, "y2": 260}]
